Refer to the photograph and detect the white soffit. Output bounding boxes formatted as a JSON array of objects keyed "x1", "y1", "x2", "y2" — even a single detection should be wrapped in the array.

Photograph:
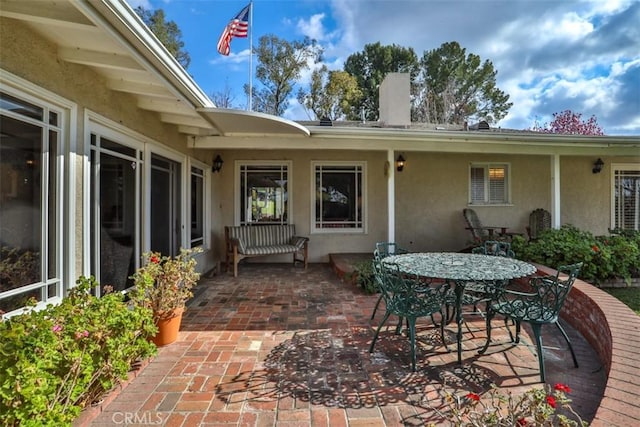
[{"x1": 197, "y1": 108, "x2": 310, "y2": 137}]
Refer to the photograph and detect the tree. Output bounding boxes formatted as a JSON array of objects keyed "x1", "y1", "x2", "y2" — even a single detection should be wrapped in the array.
[
  {"x1": 531, "y1": 110, "x2": 604, "y2": 135},
  {"x1": 210, "y1": 81, "x2": 242, "y2": 109},
  {"x1": 296, "y1": 66, "x2": 362, "y2": 120},
  {"x1": 343, "y1": 43, "x2": 419, "y2": 121},
  {"x1": 247, "y1": 35, "x2": 322, "y2": 116},
  {"x1": 135, "y1": 7, "x2": 190, "y2": 69},
  {"x1": 416, "y1": 41, "x2": 511, "y2": 125}
]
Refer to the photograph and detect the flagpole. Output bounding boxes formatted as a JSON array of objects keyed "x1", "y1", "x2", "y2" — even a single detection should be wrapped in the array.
[{"x1": 248, "y1": 0, "x2": 253, "y2": 111}]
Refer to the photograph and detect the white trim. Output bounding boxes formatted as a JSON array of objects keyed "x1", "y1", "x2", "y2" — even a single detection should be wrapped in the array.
[
  {"x1": 234, "y1": 160, "x2": 293, "y2": 226},
  {"x1": 145, "y1": 143, "x2": 188, "y2": 252},
  {"x1": 85, "y1": 111, "x2": 146, "y2": 293},
  {"x1": 468, "y1": 162, "x2": 511, "y2": 205},
  {"x1": 610, "y1": 163, "x2": 640, "y2": 230},
  {"x1": 310, "y1": 161, "x2": 367, "y2": 235},
  {"x1": 187, "y1": 159, "x2": 210, "y2": 249},
  {"x1": 0, "y1": 71, "x2": 75, "y2": 309}
]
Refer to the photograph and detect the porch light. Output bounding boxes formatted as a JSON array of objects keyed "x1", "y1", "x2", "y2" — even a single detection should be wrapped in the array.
[
  {"x1": 592, "y1": 158, "x2": 604, "y2": 174},
  {"x1": 396, "y1": 154, "x2": 405, "y2": 172},
  {"x1": 212, "y1": 155, "x2": 224, "y2": 173}
]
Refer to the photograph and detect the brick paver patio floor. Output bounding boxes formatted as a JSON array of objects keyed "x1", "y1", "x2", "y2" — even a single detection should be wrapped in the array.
[{"x1": 88, "y1": 262, "x2": 606, "y2": 426}]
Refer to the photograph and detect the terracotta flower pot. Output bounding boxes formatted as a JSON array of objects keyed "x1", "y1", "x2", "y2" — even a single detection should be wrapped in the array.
[{"x1": 152, "y1": 307, "x2": 184, "y2": 346}]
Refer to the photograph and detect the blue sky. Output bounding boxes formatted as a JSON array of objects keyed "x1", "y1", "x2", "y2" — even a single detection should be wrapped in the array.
[{"x1": 127, "y1": 0, "x2": 640, "y2": 135}]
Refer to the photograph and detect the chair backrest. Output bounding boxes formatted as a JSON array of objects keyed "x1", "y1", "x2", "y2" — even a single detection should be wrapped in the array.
[
  {"x1": 530, "y1": 262, "x2": 582, "y2": 321},
  {"x1": 375, "y1": 261, "x2": 448, "y2": 317},
  {"x1": 528, "y1": 209, "x2": 551, "y2": 240},
  {"x1": 374, "y1": 242, "x2": 408, "y2": 260},
  {"x1": 472, "y1": 240, "x2": 515, "y2": 258},
  {"x1": 463, "y1": 208, "x2": 487, "y2": 241}
]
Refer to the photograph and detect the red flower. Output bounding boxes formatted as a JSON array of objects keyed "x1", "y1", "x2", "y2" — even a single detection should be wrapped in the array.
[
  {"x1": 150, "y1": 255, "x2": 160, "y2": 264},
  {"x1": 554, "y1": 383, "x2": 571, "y2": 393},
  {"x1": 466, "y1": 392, "x2": 480, "y2": 401},
  {"x1": 517, "y1": 418, "x2": 527, "y2": 426},
  {"x1": 591, "y1": 245, "x2": 600, "y2": 252},
  {"x1": 546, "y1": 395, "x2": 557, "y2": 408}
]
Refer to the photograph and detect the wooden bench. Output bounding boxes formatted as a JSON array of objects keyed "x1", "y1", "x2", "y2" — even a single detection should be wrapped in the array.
[{"x1": 224, "y1": 225, "x2": 309, "y2": 277}]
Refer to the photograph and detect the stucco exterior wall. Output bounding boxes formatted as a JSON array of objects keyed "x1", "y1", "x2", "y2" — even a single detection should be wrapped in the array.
[
  {"x1": 561, "y1": 155, "x2": 639, "y2": 235},
  {"x1": 395, "y1": 152, "x2": 552, "y2": 251},
  {"x1": 1, "y1": 17, "x2": 214, "y2": 276},
  {"x1": 209, "y1": 149, "x2": 389, "y2": 264},
  {"x1": 0, "y1": 18, "x2": 193, "y2": 153}
]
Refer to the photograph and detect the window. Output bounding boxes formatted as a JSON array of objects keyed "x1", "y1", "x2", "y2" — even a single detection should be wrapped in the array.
[
  {"x1": 613, "y1": 165, "x2": 640, "y2": 231},
  {"x1": 469, "y1": 163, "x2": 510, "y2": 205},
  {"x1": 238, "y1": 162, "x2": 290, "y2": 225},
  {"x1": 190, "y1": 165, "x2": 205, "y2": 247},
  {"x1": 90, "y1": 132, "x2": 141, "y2": 295},
  {"x1": 312, "y1": 162, "x2": 365, "y2": 232},
  {"x1": 0, "y1": 91, "x2": 63, "y2": 314}
]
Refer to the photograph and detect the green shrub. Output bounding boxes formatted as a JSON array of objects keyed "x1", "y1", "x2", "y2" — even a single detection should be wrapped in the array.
[
  {"x1": 0, "y1": 276, "x2": 157, "y2": 426},
  {"x1": 352, "y1": 260, "x2": 377, "y2": 294},
  {"x1": 512, "y1": 225, "x2": 640, "y2": 285}
]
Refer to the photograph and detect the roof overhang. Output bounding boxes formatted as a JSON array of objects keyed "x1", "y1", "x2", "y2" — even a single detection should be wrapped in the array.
[{"x1": 197, "y1": 108, "x2": 310, "y2": 137}]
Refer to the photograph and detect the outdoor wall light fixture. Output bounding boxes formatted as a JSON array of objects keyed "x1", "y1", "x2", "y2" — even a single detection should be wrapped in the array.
[
  {"x1": 396, "y1": 154, "x2": 405, "y2": 172},
  {"x1": 592, "y1": 158, "x2": 604, "y2": 174},
  {"x1": 212, "y1": 154, "x2": 224, "y2": 173}
]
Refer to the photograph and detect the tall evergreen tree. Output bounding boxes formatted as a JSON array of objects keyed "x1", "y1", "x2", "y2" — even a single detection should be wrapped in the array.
[
  {"x1": 135, "y1": 7, "x2": 191, "y2": 69},
  {"x1": 416, "y1": 41, "x2": 511, "y2": 125},
  {"x1": 343, "y1": 43, "x2": 419, "y2": 121}
]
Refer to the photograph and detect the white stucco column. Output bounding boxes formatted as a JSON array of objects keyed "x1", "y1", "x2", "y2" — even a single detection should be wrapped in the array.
[
  {"x1": 388, "y1": 150, "x2": 396, "y2": 242},
  {"x1": 551, "y1": 154, "x2": 561, "y2": 228}
]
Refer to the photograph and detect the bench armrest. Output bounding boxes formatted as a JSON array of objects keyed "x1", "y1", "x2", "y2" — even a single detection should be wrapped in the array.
[
  {"x1": 290, "y1": 235, "x2": 309, "y2": 250},
  {"x1": 228, "y1": 237, "x2": 247, "y2": 254}
]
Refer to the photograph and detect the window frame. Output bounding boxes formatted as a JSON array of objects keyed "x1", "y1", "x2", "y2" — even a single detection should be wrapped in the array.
[
  {"x1": 234, "y1": 160, "x2": 292, "y2": 226},
  {"x1": 0, "y1": 83, "x2": 68, "y2": 317},
  {"x1": 611, "y1": 163, "x2": 640, "y2": 231},
  {"x1": 311, "y1": 161, "x2": 367, "y2": 234},
  {"x1": 468, "y1": 162, "x2": 511, "y2": 206},
  {"x1": 188, "y1": 160, "x2": 209, "y2": 249}
]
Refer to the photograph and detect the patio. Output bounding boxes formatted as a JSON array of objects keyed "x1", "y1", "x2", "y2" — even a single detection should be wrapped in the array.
[{"x1": 86, "y1": 260, "x2": 606, "y2": 426}]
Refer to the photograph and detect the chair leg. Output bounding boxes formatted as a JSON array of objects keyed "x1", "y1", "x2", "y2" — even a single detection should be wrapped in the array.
[
  {"x1": 555, "y1": 321, "x2": 579, "y2": 368},
  {"x1": 408, "y1": 318, "x2": 418, "y2": 371},
  {"x1": 478, "y1": 308, "x2": 496, "y2": 354},
  {"x1": 439, "y1": 311, "x2": 449, "y2": 352},
  {"x1": 370, "y1": 294, "x2": 383, "y2": 320},
  {"x1": 369, "y1": 311, "x2": 391, "y2": 353},
  {"x1": 530, "y1": 323, "x2": 546, "y2": 383}
]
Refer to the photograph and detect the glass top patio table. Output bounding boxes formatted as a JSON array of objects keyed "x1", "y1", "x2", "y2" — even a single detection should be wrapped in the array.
[{"x1": 382, "y1": 252, "x2": 537, "y2": 364}]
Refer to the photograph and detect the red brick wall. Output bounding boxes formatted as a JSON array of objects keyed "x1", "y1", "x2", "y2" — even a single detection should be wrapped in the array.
[{"x1": 533, "y1": 264, "x2": 640, "y2": 426}]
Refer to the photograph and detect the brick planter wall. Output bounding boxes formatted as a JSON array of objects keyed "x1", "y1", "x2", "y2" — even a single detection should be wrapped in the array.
[{"x1": 533, "y1": 264, "x2": 640, "y2": 426}]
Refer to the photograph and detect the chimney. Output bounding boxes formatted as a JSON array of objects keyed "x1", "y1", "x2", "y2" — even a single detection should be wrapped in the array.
[{"x1": 379, "y1": 73, "x2": 410, "y2": 128}]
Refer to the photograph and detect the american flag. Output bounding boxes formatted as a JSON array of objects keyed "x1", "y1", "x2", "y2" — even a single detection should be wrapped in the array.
[{"x1": 217, "y1": 4, "x2": 250, "y2": 56}]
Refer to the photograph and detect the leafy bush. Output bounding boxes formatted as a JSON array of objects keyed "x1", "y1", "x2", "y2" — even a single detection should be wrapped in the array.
[
  {"x1": 352, "y1": 259, "x2": 377, "y2": 294},
  {"x1": 0, "y1": 276, "x2": 157, "y2": 426},
  {"x1": 511, "y1": 225, "x2": 640, "y2": 285}
]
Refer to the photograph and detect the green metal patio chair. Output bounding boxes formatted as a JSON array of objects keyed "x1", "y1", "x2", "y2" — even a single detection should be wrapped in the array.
[
  {"x1": 371, "y1": 242, "x2": 409, "y2": 320},
  {"x1": 478, "y1": 262, "x2": 583, "y2": 382},
  {"x1": 471, "y1": 240, "x2": 515, "y2": 258},
  {"x1": 369, "y1": 260, "x2": 449, "y2": 371},
  {"x1": 464, "y1": 242, "x2": 516, "y2": 316}
]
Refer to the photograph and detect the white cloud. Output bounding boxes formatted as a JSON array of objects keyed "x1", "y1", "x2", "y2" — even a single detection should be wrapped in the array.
[{"x1": 297, "y1": 13, "x2": 327, "y2": 41}]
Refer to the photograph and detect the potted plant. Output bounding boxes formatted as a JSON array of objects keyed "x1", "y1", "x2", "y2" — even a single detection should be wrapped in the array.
[{"x1": 130, "y1": 247, "x2": 202, "y2": 346}]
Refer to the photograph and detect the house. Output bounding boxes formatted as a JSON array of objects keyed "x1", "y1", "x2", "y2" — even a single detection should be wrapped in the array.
[{"x1": 1, "y1": 0, "x2": 639, "y2": 316}]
